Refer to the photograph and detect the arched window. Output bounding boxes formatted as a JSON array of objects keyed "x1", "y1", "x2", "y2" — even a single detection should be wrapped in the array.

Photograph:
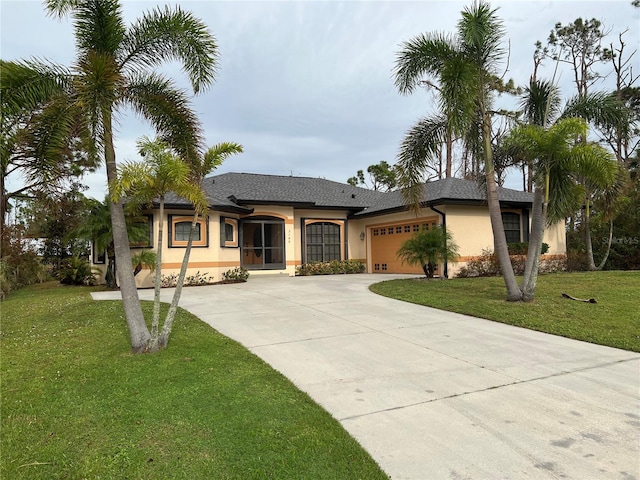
[{"x1": 305, "y1": 222, "x2": 341, "y2": 263}]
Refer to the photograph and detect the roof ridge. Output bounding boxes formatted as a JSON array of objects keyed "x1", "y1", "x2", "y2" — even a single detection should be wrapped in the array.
[{"x1": 214, "y1": 171, "x2": 340, "y2": 182}]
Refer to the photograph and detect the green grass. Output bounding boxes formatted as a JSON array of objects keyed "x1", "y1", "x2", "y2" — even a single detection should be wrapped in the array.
[
  {"x1": 370, "y1": 271, "x2": 640, "y2": 352},
  {"x1": 1, "y1": 283, "x2": 388, "y2": 480}
]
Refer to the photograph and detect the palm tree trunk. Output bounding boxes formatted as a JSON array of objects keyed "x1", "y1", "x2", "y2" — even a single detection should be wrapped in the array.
[
  {"x1": 103, "y1": 109, "x2": 150, "y2": 352},
  {"x1": 584, "y1": 199, "x2": 597, "y2": 270},
  {"x1": 158, "y1": 212, "x2": 200, "y2": 349},
  {"x1": 445, "y1": 127, "x2": 453, "y2": 178},
  {"x1": 596, "y1": 221, "x2": 613, "y2": 270},
  {"x1": 106, "y1": 248, "x2": 116, "y2": 289},
  {"x1": 521, "y1": 185, "x2": 545, "y2": 301},
  {"x1": 151, "y1": 197, "x2": 164, "y2": 338},
  {"x1": 481, "y1": 109, "x2": 522, "y2": 301},
  {"x1": 0, "y1": 169, "x2": 7, "y2": 249}
]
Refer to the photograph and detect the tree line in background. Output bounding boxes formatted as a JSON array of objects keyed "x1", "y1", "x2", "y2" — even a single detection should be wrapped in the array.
[{"x1": 0, "y1": 1, "x2": 638, "y2": 348}]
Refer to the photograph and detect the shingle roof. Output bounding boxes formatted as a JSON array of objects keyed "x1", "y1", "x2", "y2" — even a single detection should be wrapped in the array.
[
  {"x1": 164, "y1": 189, "x2": 252, "y2": 213},
  {"x1": 203, "y1": 172, "x2": 385, "y2": 210},
  {"x1": 163, "y1": 173, "x2": 533, "y2": 215},
  {"x1": 354, "y1": 177, "x2": 534, "y2": 216}
]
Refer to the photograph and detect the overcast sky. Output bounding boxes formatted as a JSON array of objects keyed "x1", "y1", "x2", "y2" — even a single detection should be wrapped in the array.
[{"x1": 2, "y1": 0, "x2": 638, "y2": 200}]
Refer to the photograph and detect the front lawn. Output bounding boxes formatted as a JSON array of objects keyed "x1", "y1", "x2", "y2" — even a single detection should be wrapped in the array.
[
  {"x1": 1, "y1": 282, "x2": 388, "y2": 480},
  {"x1": 370, "y1": 271, "x2": 639, "y2": 352}
]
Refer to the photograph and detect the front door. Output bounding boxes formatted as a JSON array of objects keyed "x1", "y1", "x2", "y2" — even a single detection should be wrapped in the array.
[{"x1": 240, "y1": 219, "x2": 285, "y2": 270}]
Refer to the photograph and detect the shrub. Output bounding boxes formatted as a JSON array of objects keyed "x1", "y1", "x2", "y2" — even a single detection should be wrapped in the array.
[
  {"x1": 296, "y1": 259, "x2": 365, "y2": 276},
  {"x1": 57, "y1": 256, "x2": 97, "y2": 285},
  {"x1": 222, "y1": 267, "x2": 250, "y2": 283},
  {"x1": 160, "y1": 273, "x2": 178, "y2": 288},
  {"x1": 457, "y1": 248, "x2": 566, "y2": 278},
  {"x1": 186, "y1": 271, "x2": 215, "y2": 286},
  {"x1": 397, "y1": 226, "x2": 460, "y2": 278},
  {"x1": 160, "y1": 271, "x2": 215, "y2": 288},
  {"x1": 507, "y1": 242, "x2": 549, "y2": 255},
  {"x1": 565, "y1": 251, "x2": 590, "y2": 272},
  {"x1": 456, "y1": 248, "x2": 500, "y2": 278},
  {"x1": 0, "y1": 225, "x2": 49, "y2": 299}
]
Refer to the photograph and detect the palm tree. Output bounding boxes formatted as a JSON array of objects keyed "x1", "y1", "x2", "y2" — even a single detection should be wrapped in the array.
[
  {"x1": 74, "y1": 196, "x2": 152, "y2": 288},
  {"x1": 159, "y1": 142, "x2": 243, "y2": 349},
  {"x1": 131, "y1": 249, "x2": 156, "y2": 277},
  {"x1": 4, "y1": 1, "x2": 218, "y2": 351},
  {"x1": 112, "y1": 137, "x2": 197, "y2": 347},
  {"x1": 113, "y1": 139, "x2": 242, "y2": 351},
  {"x1": 1, "y1": 60, "x2": 98, "y2": 239},
  {"x1": 511, "y1": 79, "x2": 624, "y2": 298},
  {"x1": 394, "y1": 1, "x2": 522, "y2": 300},
  {"x1": 397, "y1": 226, "x2": 460, "y2": 278}
]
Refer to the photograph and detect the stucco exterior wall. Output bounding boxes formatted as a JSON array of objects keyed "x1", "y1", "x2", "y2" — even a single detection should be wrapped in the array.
[
  {"x1": 129, "y1": 209, "x2": 246, "y2": 288},
  {"x1": 444, "y1": 204, "x2": 566, "y2": 277},
  {"x1": 543, "y1": 220, "x2": 566, "y2": 255},
  {"x1": 354, "y1": 205, "x2": 566, "y2": 277},
  {"x1": 91, "y1": 198, "x2": 567, "y2": 286},
  {"x1": 444, "y1": 205, "x2": 496, "y2": 257},
  {"x1": 346, "y1": 218, "x2": 367, "y2": 261}
]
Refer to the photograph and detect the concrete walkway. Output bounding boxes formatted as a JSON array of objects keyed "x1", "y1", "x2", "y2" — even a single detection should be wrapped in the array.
[{"x1": 93, "y1": 275, "x2": 640, "y2": 480}]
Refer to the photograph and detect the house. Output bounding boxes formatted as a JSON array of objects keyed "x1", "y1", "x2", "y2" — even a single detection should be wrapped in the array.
[{"x1": 91, "y1": 173, "x2": 566, "y2": 286}]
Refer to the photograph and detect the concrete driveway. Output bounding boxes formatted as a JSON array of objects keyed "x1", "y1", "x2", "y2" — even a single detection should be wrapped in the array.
[{"x1": 93, "y1": 274, "x2": 640, "y2": 479}]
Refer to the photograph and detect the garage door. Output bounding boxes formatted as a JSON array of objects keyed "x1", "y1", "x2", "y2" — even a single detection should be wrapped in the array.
[{"x1": 370, "y1": 218, "x2": 439, "y2": 274}]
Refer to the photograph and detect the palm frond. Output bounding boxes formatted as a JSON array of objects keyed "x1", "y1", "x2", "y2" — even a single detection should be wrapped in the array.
[
  {"x1": 393, "y1": 33, "x2": 457, "y2": 95},
  {"x1": 120, "y1": 5, "x2": 218, "y2": 94},
  {"x1": 546, "y1": 170, "x2": 582, "y2": 224},
  {"x1": 70, "y1": 0, "x2": 125, "y2": 54},
  {"x1": 73, "y1": 196, "x2": 114, "y2": 251},
  {"x1": 520, "y1": 79, "x2": 561, "y2": 126},
  {"x1": 124, "y1": 73, "x2": 203, "y2": 163},
  {"x1": 571, "y1": 143, "x2": 617, "y2": 190},
  {"x1": 19, "y1": 99, "x2": 96, "y2": 184},
  {"x1": 44, "y1": 0, "x2": 78, "y2": 18},
  {"x1": 397, "y1": 225, "x2": 460, "y2": 271},
  {"x1": 113, "y1": 136, "x2": 191, "y2": 205},
  {"x1": 458, "y1": 1, "x2": 505, "y2": 71},
  {"x1": 111, "y1": 160, "x2": 155, "y2": 203},
  {"x1": 439, "y1": 52, "x2": 479, "y2": 134},
  {"x1": 396, "y1": 115, "x2": 447, "y2": 212},
  {"x1": 198, "y1": 142, "x2": 243, "y2": 179},
  {"x1": 561, "y1": 92, "x2": 626, "y2": 130},
  {"x1": 0, "y1": 59, "x2": 71, "y2": 114}
]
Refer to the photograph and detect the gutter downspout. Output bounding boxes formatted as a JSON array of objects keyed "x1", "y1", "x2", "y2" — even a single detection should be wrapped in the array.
[{"x1": 430, "y1": 205, "x2": 448, "y2": 279}]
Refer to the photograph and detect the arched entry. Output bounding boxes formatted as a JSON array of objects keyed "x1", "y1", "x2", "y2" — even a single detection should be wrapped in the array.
[{"x1": 240, "y1": 217, "x2": 285, "y2": 270}]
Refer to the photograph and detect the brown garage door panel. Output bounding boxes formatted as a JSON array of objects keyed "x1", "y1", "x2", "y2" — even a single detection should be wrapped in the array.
[{"x1": 370, "y1": 219, "x2": 438, "y2": 274}]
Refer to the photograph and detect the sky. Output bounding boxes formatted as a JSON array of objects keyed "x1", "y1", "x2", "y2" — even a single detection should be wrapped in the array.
[{"x1": 1, "y1": 0, "x2": 638, "y2": 200}]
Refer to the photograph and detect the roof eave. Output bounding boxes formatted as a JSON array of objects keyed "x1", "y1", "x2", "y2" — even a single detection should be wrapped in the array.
[{"x1": 353, "y1": 198, "x2": 532, "y2": 218}]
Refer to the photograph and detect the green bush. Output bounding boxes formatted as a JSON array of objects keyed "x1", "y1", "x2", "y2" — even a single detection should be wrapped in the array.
[
  {"x1": 456, "y1": 248, "x2": 565, "y2": 278},
  {"x1": 57, "y1": 256, "x2": 97, "y2": 285},
  {"x1": 160, "y1": 271, "x2": 215, "y2": 288},
  {"x1": 1, "y1": 225, "x2": 50, "y2": 299},
  {"x1": 507, "y1": 242, "x2": 549, "y2": 255},
  {"x1": 296, "y1": 259, "x2": 365, "y2": 276},
  {"x1": 222, "y1": 266, "x2": 250, "y2": 283},
  {"x1": 456, "y1": 248, "x2": 501, "y2": 277},
  {"x1": 186, "y1": 271, "x2": 215, "y2": 286}
]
